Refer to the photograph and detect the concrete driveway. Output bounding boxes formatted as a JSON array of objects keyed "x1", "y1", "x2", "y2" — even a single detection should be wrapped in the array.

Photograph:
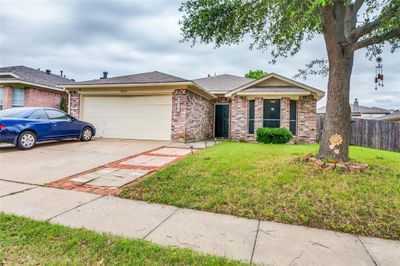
[{"x1": 0, "y1": 138, "x2": 167, "y2": 185}]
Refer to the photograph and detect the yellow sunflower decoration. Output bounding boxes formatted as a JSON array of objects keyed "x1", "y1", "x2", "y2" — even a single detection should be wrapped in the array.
[{"x1": 329, "y1": 134, "x2": 343, "y2": 154}]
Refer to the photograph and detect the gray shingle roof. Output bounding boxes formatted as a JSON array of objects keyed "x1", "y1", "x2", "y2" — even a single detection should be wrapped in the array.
[
  {"x1": 242, "y1": 86, "x2": 309, "y2": 93},
  {"x1": 375, "y1": 111, "x2": 400, "y2": 121},
  {"x1": 0, "y1": 65, "x2": 75, "y2": 88},
  {"x1": 317, "y1": 104, "x2": 391, "y2": 114},
  {"x1": 72, "y1": 71, "x2": 189, "y2": 85},
  {"x1": 194, "y1": 74, "x2": 253, "y2": 93}
]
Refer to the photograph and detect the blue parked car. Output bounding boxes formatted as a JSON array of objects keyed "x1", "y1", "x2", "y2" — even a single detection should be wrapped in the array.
[{"x1": 0, "y1": 107, "x2": 96, "y2": 150}]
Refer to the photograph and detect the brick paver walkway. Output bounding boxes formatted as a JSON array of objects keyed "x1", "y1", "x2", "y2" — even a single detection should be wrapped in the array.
[{"x1": 46, "y1": 146, "x2": 195, "y2": 195}]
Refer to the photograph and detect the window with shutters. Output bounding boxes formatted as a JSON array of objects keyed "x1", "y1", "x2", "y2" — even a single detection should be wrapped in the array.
[{"x1": 248, "y1": 100, "x2": 255, "y2": 134}]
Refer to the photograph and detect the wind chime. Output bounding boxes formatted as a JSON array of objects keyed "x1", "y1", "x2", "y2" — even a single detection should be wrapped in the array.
[{"x1": 375, "y1": 56, "x2": 384, "y2": 90}]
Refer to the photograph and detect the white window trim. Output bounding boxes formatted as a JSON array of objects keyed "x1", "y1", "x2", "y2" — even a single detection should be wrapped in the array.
[{"x1": 12, "y1": 88, "x2": 25, "y2": 107}]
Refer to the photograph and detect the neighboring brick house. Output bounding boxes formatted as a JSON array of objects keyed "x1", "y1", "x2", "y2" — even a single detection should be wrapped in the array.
[
  {"x1": 61, "y1": 71, "x2": 324, "y2": 143},
  {"x1": 0, "y1": 65, "x2": 74, "y2": 110}
]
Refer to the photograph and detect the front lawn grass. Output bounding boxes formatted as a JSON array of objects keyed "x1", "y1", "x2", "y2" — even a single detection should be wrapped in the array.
[
  {"x1": 120, "y1": 142, "x2": 400, "y2": 240},
  {"x1": 0, "y1": 213, "x2": 245, "y2": 265}
]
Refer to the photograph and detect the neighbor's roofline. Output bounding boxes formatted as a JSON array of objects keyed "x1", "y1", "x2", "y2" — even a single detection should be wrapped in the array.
[
  {"x1": 0, "y1": 72, "x2": 21, "y2": 78},
  {"x1": 318, "y1": 105, "x2": 391, "y2": 114},
  {"x1": 0, "y1": 79, "x2": 64, "y2": 92},
  {"x1": 225, "y1": 72, "x2": 325, "y2": 99}
]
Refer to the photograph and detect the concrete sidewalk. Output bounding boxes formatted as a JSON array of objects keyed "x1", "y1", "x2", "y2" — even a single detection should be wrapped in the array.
[{"x1": 0, "y1": 180, "x2": 398, "y2": 265}]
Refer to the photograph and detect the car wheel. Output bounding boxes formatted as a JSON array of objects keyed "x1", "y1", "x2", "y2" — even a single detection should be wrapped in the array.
[
  {"x1": 80, "y1": 127, "x2": 93, "y2": 141},
  {"x1": 17, "y1": 131, "x2": 37, "y2": 150}
]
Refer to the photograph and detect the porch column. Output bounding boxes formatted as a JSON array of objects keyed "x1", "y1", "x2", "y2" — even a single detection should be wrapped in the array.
[
  {"x1": 297, "y1": 95, "x2": 317, "y2": 143},
  {"x1": 230, "y1": 95, "x2": 247, "y2": 141},
  {"x1": 69, "y1": 91, "x2": 81, "y2": 118},
  {"x1": 280, "y1": 97, "x2": 290, "y2": 130},
  {"x1": 254, "y1": 97, "x2": 263, "y2": 132}
]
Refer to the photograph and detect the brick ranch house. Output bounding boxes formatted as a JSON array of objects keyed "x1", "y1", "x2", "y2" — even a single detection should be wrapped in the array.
[
  {"x1": 61, "y1": 71, "x2": 325, "y2": 143},
  {"x1": 0, "y1": 66, "x2": 73, "y2": 110}
]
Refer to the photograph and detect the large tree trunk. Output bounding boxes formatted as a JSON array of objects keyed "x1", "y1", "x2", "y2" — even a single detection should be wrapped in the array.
[
  {"x1": 318, "y1": 54, "x2": 354, "y2": 161},
  {"x1": 318, "y1": 5, "x2": 355, "y2": 162}
]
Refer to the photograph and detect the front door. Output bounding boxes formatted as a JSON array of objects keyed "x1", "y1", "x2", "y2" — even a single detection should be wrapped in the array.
[{"x1": 215, "y1": 104, "x2": 229, "y2": 138}]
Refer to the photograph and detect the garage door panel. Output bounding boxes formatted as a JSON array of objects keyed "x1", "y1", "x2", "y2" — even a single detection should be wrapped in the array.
[{"x1": 82, "y1": 96, "x2": 172, "y2": 140}]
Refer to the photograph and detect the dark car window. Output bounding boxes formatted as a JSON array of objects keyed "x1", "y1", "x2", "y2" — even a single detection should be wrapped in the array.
[
  {"x1": 29, "y1": 110, "x2": 48, "y2": 120},
  {"x1": 45, "y1": 110, "x2": 70, "y2": 120}
]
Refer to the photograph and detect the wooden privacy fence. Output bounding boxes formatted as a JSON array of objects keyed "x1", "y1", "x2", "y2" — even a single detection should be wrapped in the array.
[{"x1": 317, "y1": 114, "x2": 400, "y2": 152}]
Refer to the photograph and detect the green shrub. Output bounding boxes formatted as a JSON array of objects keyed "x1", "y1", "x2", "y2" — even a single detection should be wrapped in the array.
[
  {"x1": 59, "y1": 94, "x2": 68, "y2": 112},
  {"x1": 256, "y1": 127, "x2": 293, "y2": 144}
]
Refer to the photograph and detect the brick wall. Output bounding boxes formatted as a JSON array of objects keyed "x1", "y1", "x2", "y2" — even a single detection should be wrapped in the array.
[
  {"x1": 69, "y1": 91, "x2": 81, "y2": 118},
  {"x1": 0, "y1": 85, "x2": 62, "y2": 110},
  {"x1": 297, "y1": 95, "x2": 317, "y2": 143},
  {"x1": 254, "y1": 97, "x2": 263, "y2": 131},
  {"x1": 1, "y1": 86, "x2": 13, "y2": 109},
  {"x1": 230, "y1": 95, "x2": 247, "y2": 141},
  {"x1": 24, "y1": 87, "x2": 63, "y2": 108},
  {"x1": 280, "y1": 97, "x2": 290, "y2": 130},
  {"x1": 229, "y1": 95, "x2": 317, "y2": 143},
  {"x1": 216, "y1": 96, "x2": 230, "y2": 103},
  {"x1": 171, "y1": 89, "x2": 214, "y2": 142},
  {"x1": 185, "y1": 90, "x2": 214, "y2": 141},
  {"x1": 171, "y1": 90, "x2": 188, "y2": 142}
]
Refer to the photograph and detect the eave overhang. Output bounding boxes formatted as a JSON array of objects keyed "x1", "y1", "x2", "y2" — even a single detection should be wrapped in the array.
[{"x1": 0, "y1": 79, "x2": 64, "y2": 92}]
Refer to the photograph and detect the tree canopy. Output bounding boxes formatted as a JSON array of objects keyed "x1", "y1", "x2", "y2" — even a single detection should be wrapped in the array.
[
  {"x1": 180, "y1": 0, "x2": 400, "y2": 64},
  {"x1": 244, "y1": 69, "x2": 268, "y2": 79}
]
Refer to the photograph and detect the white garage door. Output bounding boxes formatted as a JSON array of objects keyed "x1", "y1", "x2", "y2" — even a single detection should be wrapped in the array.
[{"x1": 82, "y1": 95, "x2": 172, "y2": 140}]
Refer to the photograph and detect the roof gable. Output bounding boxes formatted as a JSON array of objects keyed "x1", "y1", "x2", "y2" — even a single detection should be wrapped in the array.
[
  {"x1": 252, "y1": 76, "x2": 291, "y2": 87},
  {"x1": 225, "y1": 73, "x2": 325, "y2": 99}
]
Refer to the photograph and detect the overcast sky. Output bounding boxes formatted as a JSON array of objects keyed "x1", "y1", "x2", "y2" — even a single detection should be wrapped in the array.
[{"x1": 0, "y1": 0, "x2": 399, "y2": 109}]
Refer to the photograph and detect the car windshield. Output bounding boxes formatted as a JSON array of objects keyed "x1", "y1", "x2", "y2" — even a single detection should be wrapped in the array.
[{"x1": 0, "y1": 108, "x2": 31, "y2": 118}]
